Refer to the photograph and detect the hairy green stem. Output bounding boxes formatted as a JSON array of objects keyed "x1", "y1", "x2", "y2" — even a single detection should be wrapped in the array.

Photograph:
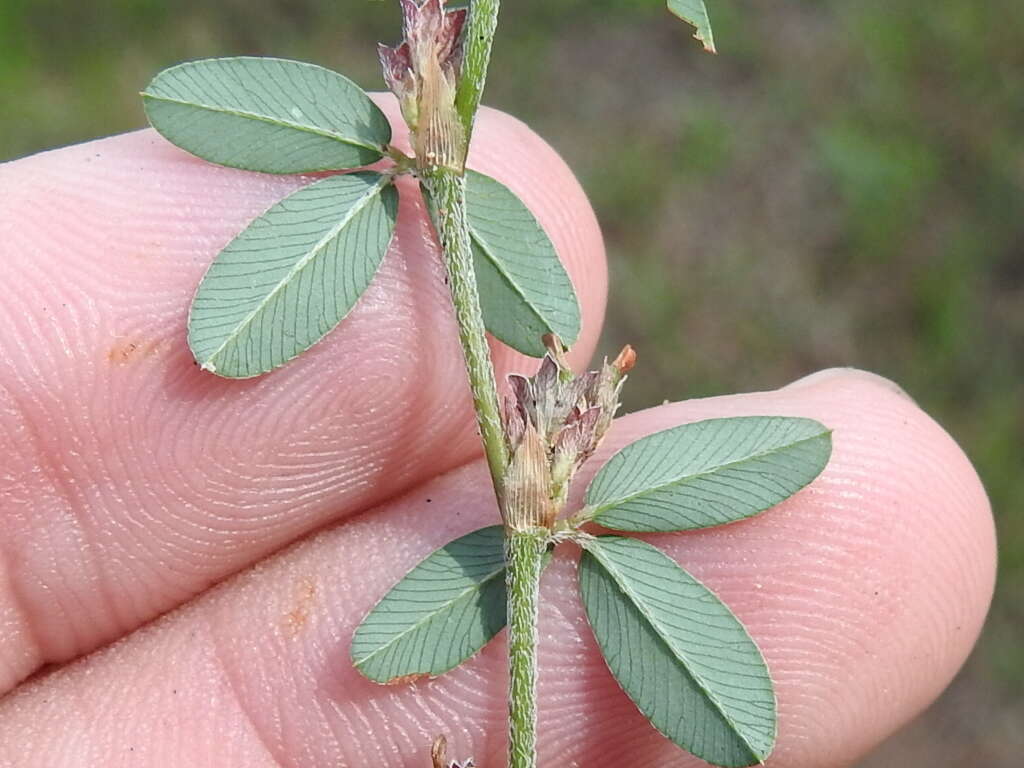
[
  {"x1": 420, "y1": 170, "x2": 509, "y2": 497},
  {"x1": 422, "y1": 167, "x2": 542, "y2": 768},
  {"x1": 427, "y1": 4, "x2": 544, "y2": 767},
  {"x1": 505, "y1": 529, "x2": 544, "y2": 768},
  {"x1": 455, "y1": 0, "x2": 501, "y2": 143}
]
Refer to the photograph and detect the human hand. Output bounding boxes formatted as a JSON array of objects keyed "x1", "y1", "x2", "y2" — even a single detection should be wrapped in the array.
[{"x1": 0, "y1": 103, "x2": 995, "y2": 766}]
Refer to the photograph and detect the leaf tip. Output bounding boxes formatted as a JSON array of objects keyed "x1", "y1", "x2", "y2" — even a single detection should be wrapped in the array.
[
  {"x1": 349, "y1": 654, "x2": 386, "y2": 684},
  {"x1": 691, "y1": 24, "x2": 717, "y2": 54},
  {"x1": 667, "y1": 1, "x2": 717, "y2": 54}
]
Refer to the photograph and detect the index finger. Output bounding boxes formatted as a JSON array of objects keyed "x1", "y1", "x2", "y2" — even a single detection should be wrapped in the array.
[{"x1": 0, "y1": 97, "x2": 607, "y2": 692}]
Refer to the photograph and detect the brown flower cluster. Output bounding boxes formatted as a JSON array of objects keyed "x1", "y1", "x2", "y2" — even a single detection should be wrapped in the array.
[
  {"x1": 502, "y1": 339, "x2": 635, "y2": 530},
  {"x1": 378, "y1": 0, "x2": 466, "y2": 169}
]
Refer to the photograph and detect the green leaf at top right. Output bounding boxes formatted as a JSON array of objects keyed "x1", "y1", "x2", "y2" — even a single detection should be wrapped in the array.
[
  {"x1": 586, "y1": 416, "x2": 831, "y2": 532},
  {"x1": 667, "y1": 0, "x2": 716, "y2": 54}
]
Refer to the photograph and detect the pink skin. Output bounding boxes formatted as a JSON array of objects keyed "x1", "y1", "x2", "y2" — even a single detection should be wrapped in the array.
[
  {"x1": 0, "y1": 98, "x2": 995, "y2": 766},
  {"x1": 0, "y1": 97, "x2": 606, "y2": 688}
]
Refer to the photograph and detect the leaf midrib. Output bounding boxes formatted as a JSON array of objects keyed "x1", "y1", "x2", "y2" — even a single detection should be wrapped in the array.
[
  {"x1": 141, "y1": 91, "x2": 383, "y2": 154},
  {"x1": 352, "y1": 563, "x2": 506, "y2": 676},
  {"x1": 468, "y1": 223, "x2": 555, "y2": 332},
  {"x1": 584, "y1": 542, "x2": 764, "y2": 763},
  {"x1": 590, "y1": 429, "x2": 829, "y2": 515},
  {"x1": 194, "y1": 174, "x2": 388, "y2": 370}
]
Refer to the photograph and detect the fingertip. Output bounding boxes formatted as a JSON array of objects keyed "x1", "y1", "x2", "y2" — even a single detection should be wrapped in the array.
[
  {"x1": 782, "y1": 366, "x2": 917, "y2": 403},
  {"x1": 595, "y1": 368, "x2": 996, "y2": 766}
]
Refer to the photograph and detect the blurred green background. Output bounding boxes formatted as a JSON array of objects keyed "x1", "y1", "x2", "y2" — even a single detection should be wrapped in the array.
[{"x1": 1, "y1": 0, "x2": 1020, "y2": 763}]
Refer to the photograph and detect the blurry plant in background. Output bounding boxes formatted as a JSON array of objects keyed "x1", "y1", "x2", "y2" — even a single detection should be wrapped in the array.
[{"x1": 2, "y1": 0, "x2": 1020, "y2": 763}]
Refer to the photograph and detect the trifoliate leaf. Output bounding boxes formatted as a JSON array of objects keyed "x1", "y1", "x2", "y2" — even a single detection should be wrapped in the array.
[
  {"x1": 351, "y1": 526, "x2": 507, "y2": 684},
  {"x1": 668, "y1": 0, "x2": 717, "y2": 53},
  {"x1": 587, "y1": 416, "x2": 831, "y2": 532},
  {"x1": 188, "y1": 171, "x2": 397, "y2": 378},
  {"x1": 579, "y1": 536, "x2": 775, "y2": 767},
  {"x1": 466, "y1": 170, "x2": 581, "y2": 357},
  {"x1": 143, "y1": 57, "x2": 391, "y2": 173}
]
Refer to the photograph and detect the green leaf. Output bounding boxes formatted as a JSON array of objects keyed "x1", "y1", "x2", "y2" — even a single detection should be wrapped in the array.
[
  {"x1": 351, "y1": 526, "x2": 507, "y2": 684},
  {"x1": 142, "y1": 57, "x2": 391, "y2": 173},
  {"x1": 188, "y1": 171, "x2": 397, "y2": 378},
  {"x1": 579, "y1": 536, "x2": 774, "y2": 767},
  {"x1": 667, "y1": 0, "x2": 717, "y2": 53},
  {"x1": 587, "y1": 416, "x2": 831, "y2": 532},
  {"x1": 466, "y1": 170, "x2": 581, "y2": 357}
]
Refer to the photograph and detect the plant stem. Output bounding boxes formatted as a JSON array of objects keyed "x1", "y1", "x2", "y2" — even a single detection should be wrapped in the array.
[
  {"x1": 427, "y1": 4, "x2": 544, "y2": 767},
  {"x1": 419, "y1": 169, "x2": 509, "y2": 497},
  {"x1": 455, "y1": 0, "x2": 501, "y2": 143},
  {"x1": 421, "y1": 165, "x2": 542, "y2": 768},
  {"x1": 505, "y1": 529, "x2": 544, "y2": 768}
]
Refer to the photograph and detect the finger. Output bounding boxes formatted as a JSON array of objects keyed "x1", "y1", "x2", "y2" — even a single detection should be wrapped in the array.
[
  {"x1": 0, "y1": 97, "x2": 607, "y2": 691},
  {"x1": 0, "y1": 369, "x2": 995, "y2": 767}
]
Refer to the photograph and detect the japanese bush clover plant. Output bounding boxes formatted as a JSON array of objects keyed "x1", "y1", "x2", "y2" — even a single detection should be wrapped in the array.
[{"x1": 141, "y1": 2, "x2": 832, "y2": 766}]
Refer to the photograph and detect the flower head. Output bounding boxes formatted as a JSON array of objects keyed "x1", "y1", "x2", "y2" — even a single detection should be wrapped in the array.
[
  {"x1": 502, "y1": 337, "x2": 635, "y2": 529},
  {"x1": 378, "y1": 0, "x2": 467, "y2": 169}
]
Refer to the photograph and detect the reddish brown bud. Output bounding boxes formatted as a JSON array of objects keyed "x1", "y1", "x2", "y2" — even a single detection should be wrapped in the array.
[
  {"x1": 430, "y1": 734, "x2": 474, "y2": 768},
  {"x1": 502, "y1": 391, "x2": 526, "y2": 451},
  {"x1": 431, "y1": 735, "x2": 447, "y2": 768},
  {"x1": 377, "y1": 41, "x2": 412, "y2": 94},
  {"x1": 553, "y1": 406, "x2": 601, "y2": 458},
  {"x1": 613, "y1": 344, "x2": 637, "y2": 375}
]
